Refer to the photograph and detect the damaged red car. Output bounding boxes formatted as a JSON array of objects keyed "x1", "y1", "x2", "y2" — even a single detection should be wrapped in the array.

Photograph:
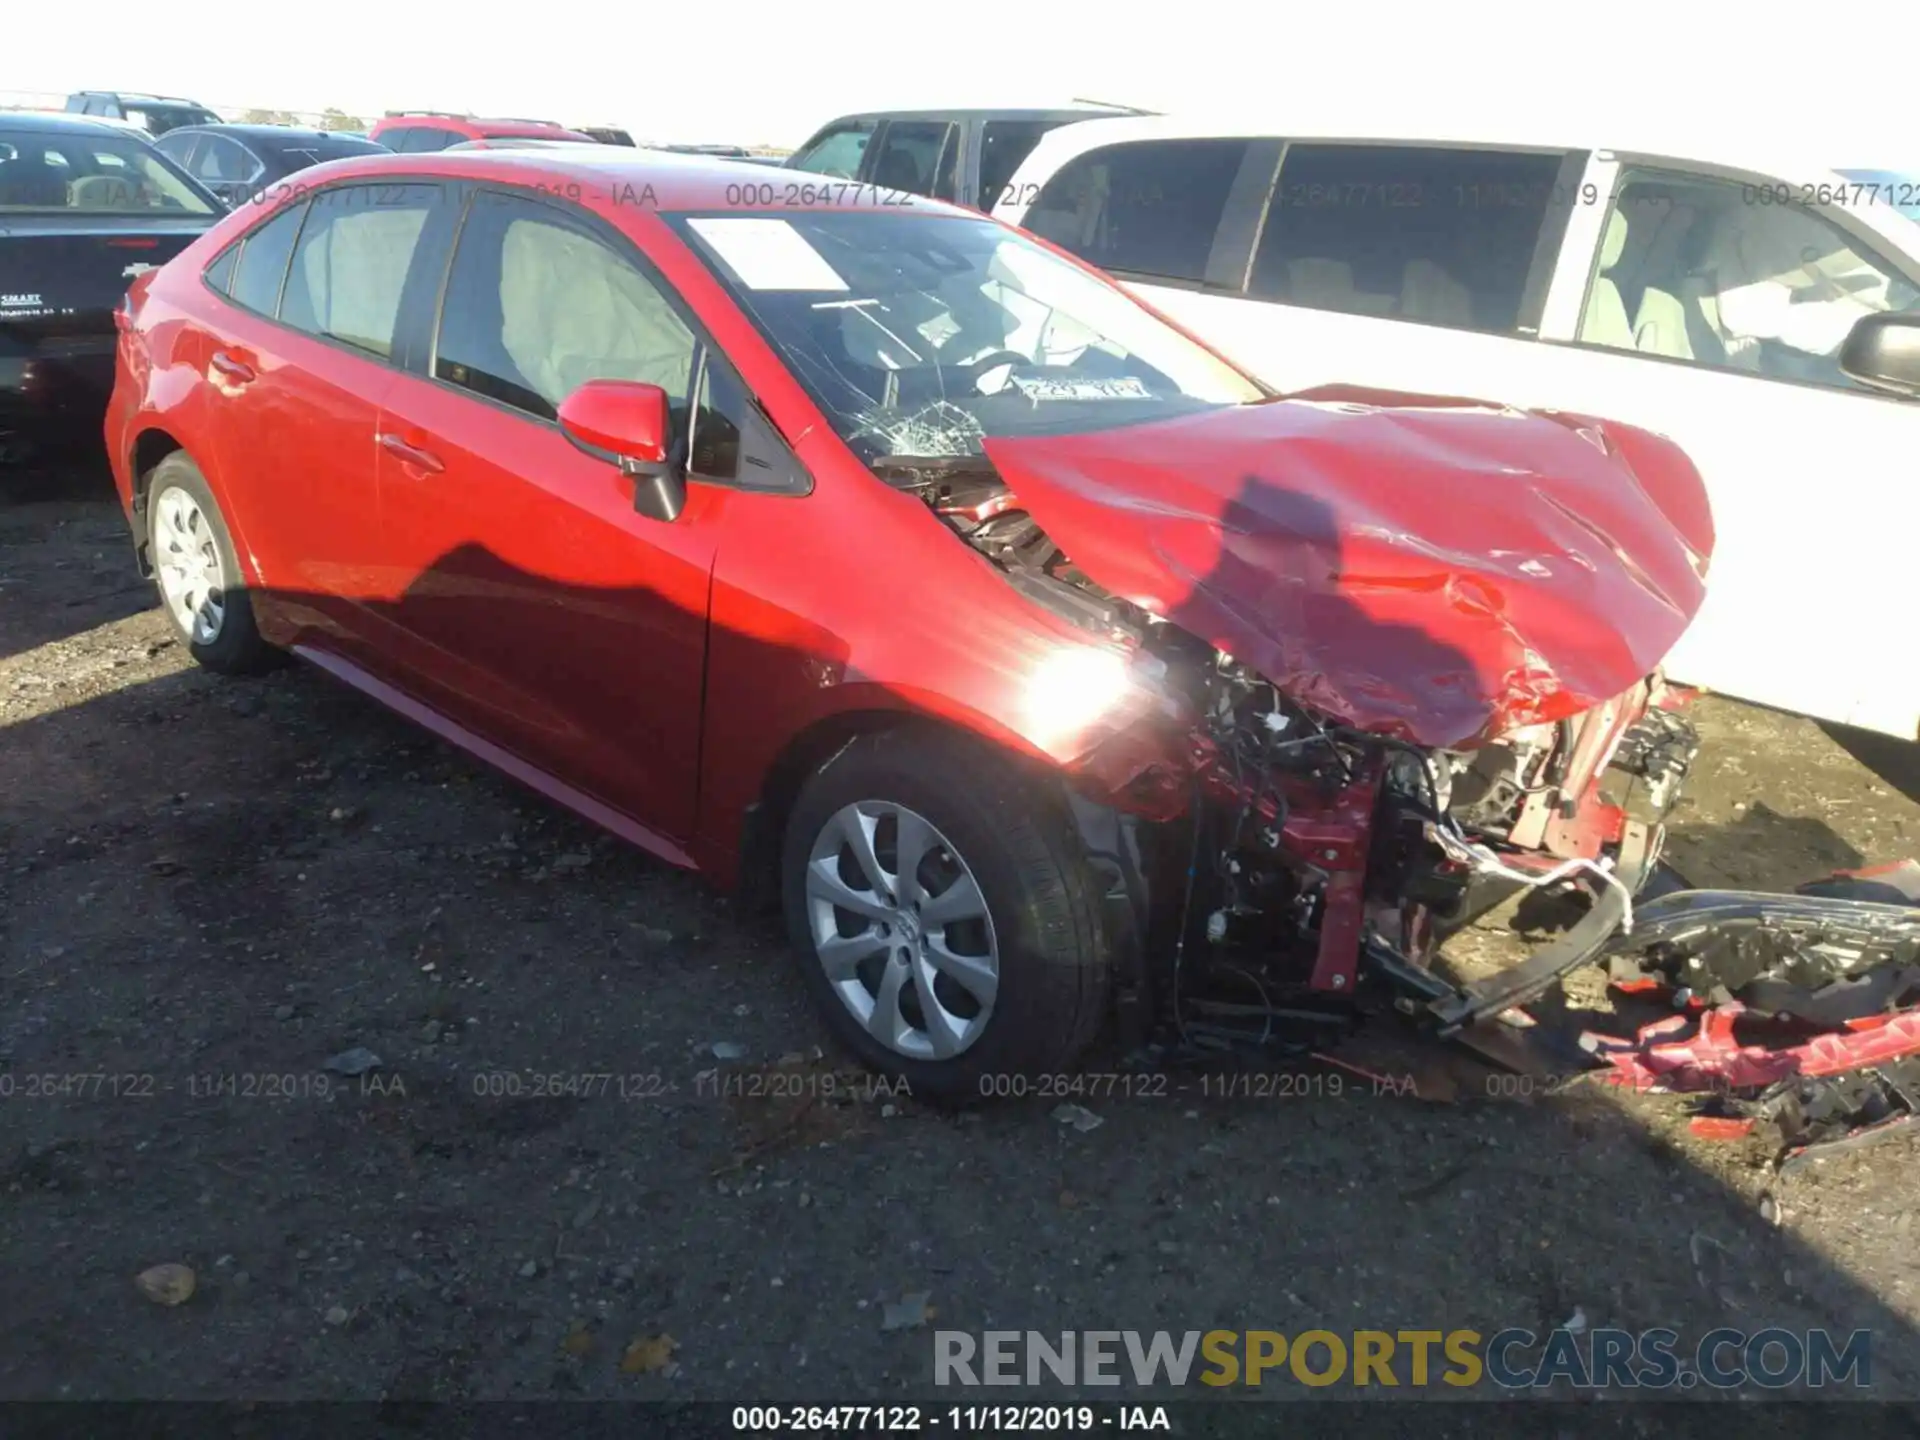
[{"x1": 106, "y1": 150, "x2": 1714, "y2": 1099}]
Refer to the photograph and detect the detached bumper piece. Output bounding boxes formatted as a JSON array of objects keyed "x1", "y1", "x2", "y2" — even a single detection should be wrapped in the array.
[
  {"x1": 1579, "y1": 861, "x2": 1920, "y2": 1164},
  {"x1": 1424, "y1": 877, "x2": 1629, "y2": 1034}
]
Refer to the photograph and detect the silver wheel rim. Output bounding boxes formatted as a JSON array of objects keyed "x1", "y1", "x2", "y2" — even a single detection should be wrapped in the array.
[
  {"x1": 805, "y1": 800, "x2": 999, "y2": 1061},
  {"x1": 152, "y1": 485, "x2": 226, "y2": 646}
]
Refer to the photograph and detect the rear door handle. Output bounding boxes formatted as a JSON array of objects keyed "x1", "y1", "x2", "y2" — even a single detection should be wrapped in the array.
[
  {"x1": 209, "y1": 351, "x2": 255, "y2": 384},
  {"x1": 377, "y1": 432, "x2": 445, "y2": 475}
]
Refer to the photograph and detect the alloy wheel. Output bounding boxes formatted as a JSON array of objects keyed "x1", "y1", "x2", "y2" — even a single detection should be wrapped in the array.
[{"x1": 804, "y1": 800, "x2": 1000, "y2": 1061}]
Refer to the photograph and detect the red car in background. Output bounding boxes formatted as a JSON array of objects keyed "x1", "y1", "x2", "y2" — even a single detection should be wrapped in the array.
[
  {"x1": 368, "y1": 112, "x2": 596, "y2": 153},
  {"x1": 105, "y1": 148, "x2": 1710, "y2": 1099}
]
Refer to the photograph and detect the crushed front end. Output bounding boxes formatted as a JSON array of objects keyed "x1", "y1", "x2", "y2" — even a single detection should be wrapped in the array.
[
  {"x1": 1072, "y1": 639, "x2": 1704, "y2": 1053},
  {"x1": 881, "y1": 434, "x2": 1704, "y2": 1057}
]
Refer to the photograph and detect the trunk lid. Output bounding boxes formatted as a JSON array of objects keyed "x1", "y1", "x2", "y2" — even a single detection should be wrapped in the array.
[{"x1": 1, "y1": 218, "x2": 209, "y2": 341}]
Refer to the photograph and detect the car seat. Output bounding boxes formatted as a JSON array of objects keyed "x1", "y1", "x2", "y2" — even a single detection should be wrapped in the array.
[
  {"x1": 1399, "y1": 258, "x2": 1475, "y2": 327},
  {"x1": 1628, "y1": 202, "x2": 1699, "y2": 359},
  {"x1": 1581, "y1": 208, "x2": 1634, "y2": 347}
]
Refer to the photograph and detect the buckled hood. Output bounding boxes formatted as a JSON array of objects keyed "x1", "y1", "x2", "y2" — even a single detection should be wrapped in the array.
[{"x1": 983, "y1": 386, "x2": 1715, "y2": 749}]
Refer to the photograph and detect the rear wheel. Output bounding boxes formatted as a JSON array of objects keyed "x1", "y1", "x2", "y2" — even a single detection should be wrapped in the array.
[
  {"x1": 781, "y1": 728, "x2": 1111, "y2": 1105},
  {"x1": 145, "y1": 452, "x2": 277, "y2": 675}
]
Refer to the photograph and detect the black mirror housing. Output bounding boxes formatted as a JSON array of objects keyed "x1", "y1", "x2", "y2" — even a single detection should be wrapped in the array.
[{"x1": 1840, "y1": 312, "x2": 1920, "y2": 398}]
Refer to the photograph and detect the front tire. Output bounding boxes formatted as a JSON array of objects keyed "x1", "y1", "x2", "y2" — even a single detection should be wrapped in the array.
[
  {"x1": 145, "y1": 452, "x2": 277, "y2": 675},
  {"x1": 781, "y1": 728, "x2": 1111, "y2": 1105}
]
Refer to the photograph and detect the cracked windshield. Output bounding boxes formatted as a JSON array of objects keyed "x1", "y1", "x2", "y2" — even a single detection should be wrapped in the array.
[{"x1": 673, "y1": 211, "x2": 1263, "y2": 462}]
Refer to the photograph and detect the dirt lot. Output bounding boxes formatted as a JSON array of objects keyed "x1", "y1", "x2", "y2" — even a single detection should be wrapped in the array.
[{"x1": 4, "y1": 479, "x2": 1920, "y2": 1408}]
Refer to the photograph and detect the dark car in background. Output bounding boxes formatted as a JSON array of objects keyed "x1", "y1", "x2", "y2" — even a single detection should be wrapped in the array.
[
  {"x1": 577, "y1": 126, "x2": 635, "y2": 146},
  {"x1": 153, "y1": 125, "x2": 389, "y2": 207},
  {"x1": 64, "y1": 92, "x2": 221, "y2": 137},
  {"x1": 1, "y1": 114, "x2": 223, "y2": 466},
  {"x1": 368, "y1": 112, "x2": 596, "y2": 152},
  {"x1": 784, "y1": 106, "x2": 1140, "y2": 210}
]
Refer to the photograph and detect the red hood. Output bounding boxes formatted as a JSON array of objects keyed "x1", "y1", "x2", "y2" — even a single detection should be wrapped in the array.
[{"x1": 982, "y1": 386, "x2": 1714, "y2": 749}]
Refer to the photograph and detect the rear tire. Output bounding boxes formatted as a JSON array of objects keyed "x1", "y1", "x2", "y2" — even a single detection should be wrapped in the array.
[
  {"x1": 781, "y1": 727, "x2": 1111, "y2": 1106},
  {"x1": 145, "y1": 452, "x2": 278, "y2": 675}
]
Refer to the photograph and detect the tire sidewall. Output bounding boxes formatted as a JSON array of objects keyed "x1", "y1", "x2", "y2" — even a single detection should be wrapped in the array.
[
  {"x1": 781, "y1": 732, "x2": 1100, "y2": 1105},
  {"x1": 146, "y1": 454, "x2": 261, "y2": 670}
]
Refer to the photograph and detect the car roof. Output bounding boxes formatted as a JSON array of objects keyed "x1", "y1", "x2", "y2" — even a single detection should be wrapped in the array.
[
  {"x1": 300, "y1": 147, "x2": 971, "y2": 215},
  {"x1": 163, "y1": 123, "x2": 379, "y2": 145},
  {"x1": 809, "y1": 107, "x2": 1125, "y2": 127},
  {"x1": 74, "y1": 91, "x2": 209, "y2": 105},
  {"x1": 1001, "y1": 115, "x2": 1920, "y2": 257},
  {"x1": 379, "y1": 115, "x2": 585, "y2": 138},
  {"x1": 1005, "y1": 113, "x2": 1882, "y2": 195},
  {"x1": 0, "y1": 111, "x2": 157, "y2": 137}
]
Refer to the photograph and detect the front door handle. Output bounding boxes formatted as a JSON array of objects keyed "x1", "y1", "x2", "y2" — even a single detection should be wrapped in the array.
[
  {"x1": 377, "y1": 432, "x2": 445, "y2": 475},
  {"x1": 209, "y1": 350, "x2": 255, "y2": 384}
]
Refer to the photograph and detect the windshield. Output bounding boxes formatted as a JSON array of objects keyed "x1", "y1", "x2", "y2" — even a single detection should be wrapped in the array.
[
  {"x1": 1837, "y1": 169, "x2": 1920, "y2": 223},
  {"x1": 671, "y1": 211, "x2": 1263, "y2": 463},
  {"x1": 0, "y1": 129, "x2": 217, "y2": 215}
]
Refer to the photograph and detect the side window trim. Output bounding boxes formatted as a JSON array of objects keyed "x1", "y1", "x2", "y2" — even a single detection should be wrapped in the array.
[
  {"x1": 685, "y1": 342, "x2": 812, "y2": 494},
  {"x1": 855, "y1": 120, "x2": 891, "y2": 187},
  {"x1": 931, "y1": 122, "x2": 962, "y2": 203},
  {"x1": 1512, "y1": 149, "x2": 1591, "y2": 336},
  {"x1": 418, "y1": 183, "x2": 809, "y2": 496},
  {"x1": 233, "y1": 141, "x2": 267, "y2": 185},
  {"x1": 202, "y1": 197, "x2": 312, "y2": 321},
  {"x1": 1203, "y1": 139, "x2": 1285, "y2": 293}
]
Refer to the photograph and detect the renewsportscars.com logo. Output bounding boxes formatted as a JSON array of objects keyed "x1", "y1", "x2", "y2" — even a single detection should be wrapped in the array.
[{"x1": 934, "y1": 1327, "x2": 1873, "y2": 1391}]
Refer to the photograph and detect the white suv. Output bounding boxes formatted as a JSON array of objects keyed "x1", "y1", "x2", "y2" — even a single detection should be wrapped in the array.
[{"x1": 995, "y1": 120, "x2": 1920, "y2": 741}]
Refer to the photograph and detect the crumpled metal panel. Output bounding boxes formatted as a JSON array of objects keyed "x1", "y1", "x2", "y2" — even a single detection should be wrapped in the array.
[{"x1": 983, "y1": 387, "x2": 1714, "y2": 748}]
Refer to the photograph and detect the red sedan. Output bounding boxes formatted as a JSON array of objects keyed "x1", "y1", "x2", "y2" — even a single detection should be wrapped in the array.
[{"x1": 107, "y1": 150, "x2": 1712, "y2": 1099}]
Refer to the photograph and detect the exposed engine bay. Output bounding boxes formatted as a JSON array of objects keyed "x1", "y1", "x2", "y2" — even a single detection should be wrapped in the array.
[{"x1": 876, "y1": 451, "x2": 1702, "y2": 1060}]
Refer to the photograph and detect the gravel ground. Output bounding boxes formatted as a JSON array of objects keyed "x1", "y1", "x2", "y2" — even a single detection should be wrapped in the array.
[{"x1": 4, "y1": 479, "x2": 1919, "y2": 1408}]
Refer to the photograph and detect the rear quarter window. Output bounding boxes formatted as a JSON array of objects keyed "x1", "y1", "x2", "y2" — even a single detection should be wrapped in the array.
[
  {"x1": 226, "y1": 202, "x2": 307, "y2": 315},
  {"x1": 203, "y1": 242, "x2": 238, "y2": 294}
]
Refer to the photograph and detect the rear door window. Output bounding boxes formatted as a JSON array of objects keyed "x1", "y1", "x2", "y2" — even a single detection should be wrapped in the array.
[
  {"x1": 1248, "y1": 144, "x2": 1572, "y2": 335},
  {"x1": 1024, "y1": 138, "x2": 1251, "y2": 284},
  {"x1": 227, "y1": 201, "x2": 307, "y2": 315},
  {"x1": 279, "y1": 184, "x2": 439, "y2": 357}
]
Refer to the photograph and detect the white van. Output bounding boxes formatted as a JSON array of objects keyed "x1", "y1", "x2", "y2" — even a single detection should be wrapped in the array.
[{"x1": 994, "y1": 120, "x2": 1920, "y2": 741}]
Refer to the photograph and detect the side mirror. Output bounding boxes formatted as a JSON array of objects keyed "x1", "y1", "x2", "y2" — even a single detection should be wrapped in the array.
[
  {"x1": 1839, "y1": 312, "x2": 1920, "y2": 399},
  {"x1": 557, "y1": 379, "x2": 687, "y2": 522}
]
